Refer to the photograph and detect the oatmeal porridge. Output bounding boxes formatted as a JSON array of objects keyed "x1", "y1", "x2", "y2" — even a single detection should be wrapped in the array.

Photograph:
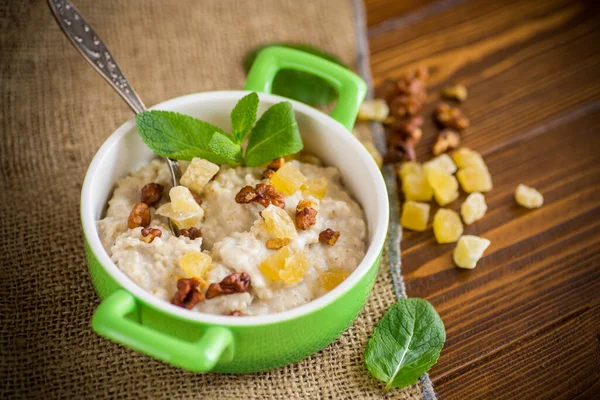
[{"x1": 98, "y1": 156, "x2": 367, "y2": 316}]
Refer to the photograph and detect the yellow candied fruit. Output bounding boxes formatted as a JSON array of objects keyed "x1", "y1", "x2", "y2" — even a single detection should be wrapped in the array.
[
  {"x1": 423, "y1": 153, "x2": 457, "y2": 175},
  {"x1": 270, "y1": 163, "x2": 308, "y2": 195},
  {"x1": 320, "y1": 268, "x2": 351, "y2": 291},
  {"x1": 180, "y1": 158, "x2": 219, "y2": 194},
  {"x1": 402, "y1": 170, "x2": 433, "y2": 202},
  {"x1": 453, "y1": 235, "x2": 491, "y2": 269},
  {"x1": 451, "y1": 147, "x2": 485, "y2": 169},
  {"x1": 515, "y1": 184, "x2": 543, "y2": 209},
  {"x1": 461, "y1": 192, "x2": 487, "y2": 225},
  {"x1": 155, "y1": 203, "x2": 203, "y2": 230},
  {"x1": 399, "y1": 161, "x2": 422, "y2": 180},
  {"x1": 259, "y1": 246, "x2": 292, "y2": 281},
  {"x1": 433, "y1": 208, "x2": 463, "y2": 243},
  {"x1": 426, "y1": 166, "x2": 459, "y2": 206},
  {"x1": 457, "y1": 165, "x2": 493, "y2": 193},
  {"x1": 170, "y1": 186, "x2": 203, "y2": 214},
  {"x1": 400, "y1": 201, "x2": 430, "y2": 232},
  {"x1": 262, "y1": 204, "x2": 297, "y2": 240},
  {"x1": 179, "y1": 251, "x2": 212, "y2": 279},
  {"x1": 301, "y1": 177, "x2": 328, "y2": 200},
  {"x1": 279, "y1": 251, "x2": 309, "y2": 284},
  {"x1": 357, "y1": 99, "x2": 390, "y2": 122}
]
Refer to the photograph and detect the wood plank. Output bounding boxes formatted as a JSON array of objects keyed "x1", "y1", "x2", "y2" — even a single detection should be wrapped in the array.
[
  {"x1": 363, "y1": 0, "x2": 439, "y2": 29},
  {"x1": 435, "y1": 304, "x2": 600, "y2": 400}
]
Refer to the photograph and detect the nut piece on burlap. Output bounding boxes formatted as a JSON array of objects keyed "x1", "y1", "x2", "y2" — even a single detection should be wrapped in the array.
[{"x1": 0, "y1": 1, "x2": 429, "y2": 399}]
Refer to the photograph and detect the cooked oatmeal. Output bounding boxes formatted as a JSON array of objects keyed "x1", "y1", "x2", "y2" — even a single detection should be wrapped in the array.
[{"x1": 97, "y1": 156, "x2": 367, "y2": 316}]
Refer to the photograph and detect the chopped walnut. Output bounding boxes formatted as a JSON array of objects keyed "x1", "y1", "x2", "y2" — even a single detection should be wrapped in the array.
[
  {"x1": 205, "y1": 272, "x2": 251, "y2": 299},
  {"x1": 432, "y1": 129, "x2": 461, "y2": 155},
  {"x1": 295, "y1": 200, "x2": 318, "y2": 230},
  {"x1": 266, "y1": 238, "x2": 290, "y2": 250},
  {"x1": 385, "y1": 137, "x2": 416, "y2": 163},
  {"x1": 319, "y1": 228, "x2": 341, "y2": 246},
  {"x1": 171, "y1": 278, "x2": 204, "y2": 309},
  {"x1": 179, "y1": 227, "x2": 202, "y2": 240},
  {"x1": 262, "y1": 169, "x2": 275, "y2": 179},
  {"x1": 141, "y1": 183, "x2": 164, "y2": 206},
  {"x1": 435, "y1": 102, "x2": 470, "y2": 131},
  {"x1": 268, "y1": 157, "x2": 285, "y2": 171},
  {"x1": 141, "y1": 228, "x2": 162, "y2": 243},
  {"x1": 128, "y1": 202, "x2": 151, "y2": 229},
  {"x1": 387, "y1": 116, "x2": 423, "y2": 143},
  {"x1": 441, "y1": 84, "x2": 468, "y2": 102},
  {"x1": 230, "y1": 310, "x2": 245, "y2": 316},
  {"x1": 192, "y1": 192, "x2": 203, "y2": 205},
  {"x1": 255, "y1": 183, "x2": 285, "y2": 208},
  {"x1": 235, "y1": 185, "x2": 259, "y2": 203}
]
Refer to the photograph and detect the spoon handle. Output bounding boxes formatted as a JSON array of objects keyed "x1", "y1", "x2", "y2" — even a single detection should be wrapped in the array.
[{"x1": 47, "y1": 0, "x2": 146, "y2": 114}]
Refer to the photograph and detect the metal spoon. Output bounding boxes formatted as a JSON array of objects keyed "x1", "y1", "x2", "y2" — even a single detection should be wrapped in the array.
[{"x1": 48, "y1": 0, "x2": 181, "y2": 234}]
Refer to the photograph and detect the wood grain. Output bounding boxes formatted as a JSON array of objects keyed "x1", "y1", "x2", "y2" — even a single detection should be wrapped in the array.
[{"x1": 366, "y1": 0, "x2": 600, "y2": 398}]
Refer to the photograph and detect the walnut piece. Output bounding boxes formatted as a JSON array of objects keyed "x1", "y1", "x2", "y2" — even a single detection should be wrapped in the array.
[
  {"x1": 205, "y1": 272, "x2": 251, "y2": 299},
  {"x1": 387, "y1": 116, "x2": 423, "y2": 143},
  {"x1": 266, "y1": 238, "x2": 290, "y2": 250},
  {"x1": 230, "y1": 310, "x2": 245, "y2": 316},
  {"x1": 235, "y1": 185, "x2": 259, "y2": 203},
  {"x1": 295, "y1": 200, "x2": 318, "y2": 230},
  {"x1": 262, "y1": 169, "x2": 275, "y2": 179},
  {"x1": 435, "y1": 102, "x2": 470, "y2": 131},
  {"x1": 235, "y1": 184, "x2": 285, "y2": 208},
  {"x1": 141, "y1": 228, "x2": 162, "y2": 243},
  {"x1": 179, "y1": 227, "x2": 202, "y2": 240},
  {"x1": 268, "y1": 157, "x2": 285, "y2": 171},
  {"x1": 441, "y1": 84, "x2": 468, "y2": 102},
  {"x1": 171, "y1": 278, "x2": 204, "y2": 309},
  {"x1": 432, "y1": 129, "x2": 461, "y2": 155},
  {"x1": 319, "y1": 228, "x2": 341, "y2": 246},
  {"x1": 141, "y1": 183, "x2": 164, "y2": 206},
  {"x1": 385, "y1": 137, "x2": 417, "y2": 163},
  {"x1": 128, "y1": 202, "x2": 151, "y2": 229},
  {"x1": 192, "y1": 192, "x2": 203, "y2": 205}
]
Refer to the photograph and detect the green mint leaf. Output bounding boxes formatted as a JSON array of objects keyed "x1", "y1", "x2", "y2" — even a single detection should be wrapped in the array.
[
  {"x1": 136, "y1": 110, "x2": 242, "y2": 165},
  {"x1": 244, "y1": 102, "x2": 303, "y2": 167},
  {"x1": 365, "y1": 298, "x2": 446, "y2": 390},
  {"x1": 244, "y1": 43, "x2": 347, "y2": 107},
  {"x1": 230, "y1": 92, "x2": 259, "y2": 143}
]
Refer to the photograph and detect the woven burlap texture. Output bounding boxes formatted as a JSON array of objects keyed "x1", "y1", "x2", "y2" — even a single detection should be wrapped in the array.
[{"x1": 1, "y1": 1, "x2": 424, "y2": 398}]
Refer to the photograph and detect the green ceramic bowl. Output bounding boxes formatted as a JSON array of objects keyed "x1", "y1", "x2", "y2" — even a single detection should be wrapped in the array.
[{"x1": 81, "y1": 47, "x2": 389, "y2": 373}]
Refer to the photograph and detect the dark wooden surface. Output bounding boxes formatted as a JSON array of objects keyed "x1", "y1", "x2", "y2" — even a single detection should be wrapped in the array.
[{"x1": 364, "y1": 0, "x2": 600, "y2": 398}]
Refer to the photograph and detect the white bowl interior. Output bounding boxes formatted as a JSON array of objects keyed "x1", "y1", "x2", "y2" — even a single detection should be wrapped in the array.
[{"x1": 82, "y1": 90, "x2": 389, "y2": 325}]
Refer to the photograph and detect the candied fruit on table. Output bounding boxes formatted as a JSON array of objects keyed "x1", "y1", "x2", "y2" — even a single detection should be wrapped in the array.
[
  {"x1": 401, "y1": 169, "x2": 433, "y2": 202},
  {"x1": 426, "y1": 166, "x2": 459, "y2": 206},
  {"x1": 270, "y1": 163, "x2": 308, "y2": 195},
  {"x1": 461, "y1": 192, "x2": 487, "y2": 225},
  {"x1": 357, "y1": 99, "x2": 390, "y2": 122},
  {"x1": 399, "y1": 161, "x2": 422, "y2": 180},
  {"x1": 457, "y1": 165, "x2": 493, "y2": 193},
  {"x1": 262, "y1": 204, "x2": 297, "y2": 240},
  {"x1": 423, "y1": 153, "x2": 457, "y2": 175},
  {"x1": 179, "y1": 251, "x2": 212, "y2": 280},
  {"x1": 433, "y1": 208, "x2": 463, "y2": 243},
  {"x1": 180, "y1": 158, "x2": 220, "y2": 194},
  {"x1": 515, "y1": 184, "x2": 544, "y2": 209},
  {"x1": 453, "y1": 235, "x2": 491, "y2": 269},
  {"x1": 320, "y1": 268, "x2": 351, "y2": 291},
  {"x1": 301, "y1": 177, "x2": 328, "y2": 200},
  {"x1": 451, "y1": 147, "x2": 485, "y2": 168},
  {"x1": 400, "y1": 201, "x2": 430, "y2": 232}
]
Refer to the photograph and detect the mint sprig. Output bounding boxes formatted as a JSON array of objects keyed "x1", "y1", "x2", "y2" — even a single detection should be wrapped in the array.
[
  {"x1": 365, "y1": 298, "x2": 446, "y2": 390},
  {"x1": 135, "y1": 92, "x2": 303, "y2": 166}
]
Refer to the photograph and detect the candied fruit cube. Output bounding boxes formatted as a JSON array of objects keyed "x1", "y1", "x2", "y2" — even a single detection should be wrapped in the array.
[
  {"x1": 433, "y1": 208, "x2": 463, "y2": 243},
  {"x1": 515, "y1": 184, "x2": 543, "y2": 209},
  {"x1": 399, "y1": 161, "x2": 422, "y2": 180},
  {"x1": 457, "y1": 165, "x2": 493, "y2": 193},
  {"x1": 357, "y1": 99, "x2": 390, "y2": 122},
  {"x1": 453, "y1": 235, "x2": 491, "y2": 269},
  {"x1": 170, "y1": 186, "x2": 204, "y2": 214},
  {"x1": 461, "y1": 192, "x2": 487, "y2": 225},
  {"x1": 426, "y1": 166, "x2": 459, "y2": 206},
  {"x1": 156, "y1": 203, "x2": 203, "y2": 230},
  {"x1": 259, "y1": 246, "x2": 292, "y2": 281},
  {"x1": 320, "y1": 268, "x2": 351, "y2": 291},
  {"x1": 270, "y1": 163, "x2": 308, "y2": 195},
  {"x1": 262, "y1": 204, "x2": 297, "y2": 239},
  {"x1": 279, "y1": 251, "x2": 309, "y2": 284},
  {"x1": 451, "y1": 147, "x2": 485, "y2": 168},
  {"x1": 179, "y1": 251, "x2": 212, "y2": 279},
  {"x1": 301, "y1": 177, "x2": 328, "y2": 199},
  {"x1": 400, "y1": 201, "x2": 430, "y2": 232},
  {"x1": 423, "y1": 153, "x2": 457, "y2": 175},
  {"x1": 180, "y1": 158, "x2": 219, "y2": 194},
  {"x1": 402, "y1": 172, "x2": 433, "y2": 202}
]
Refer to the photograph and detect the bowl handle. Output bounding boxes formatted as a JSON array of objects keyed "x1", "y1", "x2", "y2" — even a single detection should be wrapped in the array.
[
  {"x1": 92, "y1": 289, "x2": 234, "y2": 372},
  {"x1": 244, "y1": 46, "x2": 367, "y2": 131}
]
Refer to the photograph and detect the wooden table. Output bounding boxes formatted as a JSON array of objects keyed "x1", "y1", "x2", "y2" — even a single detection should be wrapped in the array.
[{"x1": 365, "y1": 0, "x2": 600, "y2": 398}]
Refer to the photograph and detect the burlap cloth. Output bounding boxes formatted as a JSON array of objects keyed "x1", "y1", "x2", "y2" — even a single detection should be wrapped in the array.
[{"x1": 1, "y1": 1, "x2": 435, "y2": 398}]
